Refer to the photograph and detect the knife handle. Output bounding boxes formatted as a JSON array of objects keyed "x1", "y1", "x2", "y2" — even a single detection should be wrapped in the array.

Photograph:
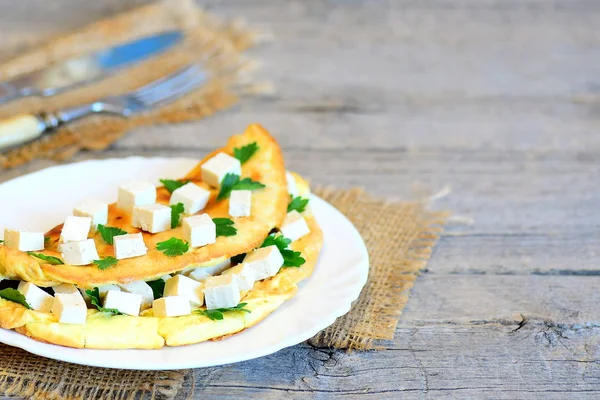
[{"x1": 0, "y1": 114, "x2": 47, "y2": 151}]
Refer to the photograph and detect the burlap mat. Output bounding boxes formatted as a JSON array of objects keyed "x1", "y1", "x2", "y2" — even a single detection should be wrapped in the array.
[
  {"x1": 308, "y1": 187, "x2": 448, "y2": 350},
  {"x1": 0, "y1": 187, "x2": 447, "y2": 399},
  {"x1": 0, "y1": 0, "x2": 268, "y2": 169}
]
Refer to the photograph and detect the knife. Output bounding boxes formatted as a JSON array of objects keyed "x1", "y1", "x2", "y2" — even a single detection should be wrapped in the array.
[{"x1": 0, "y1": 31, "x2": 183, "y2": 104}]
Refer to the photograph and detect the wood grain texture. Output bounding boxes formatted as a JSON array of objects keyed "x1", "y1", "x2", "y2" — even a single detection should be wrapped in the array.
[{"x1": 1, "y1": 0, "x2": 599, "y2": 398}]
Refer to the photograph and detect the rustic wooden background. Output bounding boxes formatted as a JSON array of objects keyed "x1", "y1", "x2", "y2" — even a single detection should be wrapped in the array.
[{"x1": 1, "y1": 0, "x2": 599, "y2": 398}]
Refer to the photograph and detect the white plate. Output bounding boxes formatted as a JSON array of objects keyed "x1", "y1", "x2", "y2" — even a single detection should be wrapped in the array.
[{"x1": 0, "y1": 157, "x2": 368, "y2": 370}]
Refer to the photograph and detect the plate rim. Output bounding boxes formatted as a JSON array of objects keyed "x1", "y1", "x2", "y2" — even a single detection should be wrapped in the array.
[{"x1": 0, "y1": 157, "x2": 369, "y2": 370}]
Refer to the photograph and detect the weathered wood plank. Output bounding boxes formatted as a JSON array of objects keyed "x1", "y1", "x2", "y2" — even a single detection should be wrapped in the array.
[
  {"x1": 402, "y1": 275, "x2": 600, "y2": 324},
  {"x1": 177, "y1": 324, "x2": 600, "y2": 399},
  {"x1": 428, "y1": 234, "x2": 600, "y2": 276},
  {"x1": 111, "y1": 100, "x2": 600, "y2": 152}
]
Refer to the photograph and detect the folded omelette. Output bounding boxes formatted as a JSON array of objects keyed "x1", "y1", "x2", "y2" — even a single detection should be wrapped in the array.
[{"x1": 0, "y1": 124, "x2": 324, "y2": 349}]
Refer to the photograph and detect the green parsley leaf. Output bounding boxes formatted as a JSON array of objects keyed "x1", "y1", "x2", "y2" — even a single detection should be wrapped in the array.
[
  {"x1": 280, "y1": 249, "x2": 306, "y2": 268},
  {"x1": 28, "y1": 252, "x2": 64, "y2": 265},
  {"x1": 97, "y1": 224, "x2": 127, "y2": 245},
  {"x1": 0, "y1": 288, "x2": 31, "y2": 309},
  {"x1": 160, "y1": 179, "x2": 189, "y2": 194},
  {"x1": 93, "y1": 256, "x2": 118, "y2": 270},
  {"x1": 217, "y1": 173, "x2": 266, "y2": 201},
  {"x1": 147, "y1": 279, "x2": 166, "y2": 300},
  {"x1": 85, "y1": 288, "x2": 122, "y2": 315},
  {"x1": 235, "y1": 177, "x2": 267, "y2": 191},
  {"x1": 0, "y1": 240, "x2": 4, "y2": 244},
  {"x1": 288, "y1": 196, "x2": 309, "y2": 213},
  {"x1": 216, "y1": 174, "x2": 240, "y2": 201},
  {"x1": 170, "y1": 202, "x2": 185, "y2": 228},
  {"x1": 156, "y1": 237, "x2": 189, "y2": 257},
  {"x1": 213, "y1": 218, "x2": 237, "y2": 237},
  {"x1": 233, "y1": 142, "x2": 259, "y2": 164},
  {"x1": 261, "y1": 234, "x2": 306, "y2": 268},
  {"x1": 261, "y1": 234, "x2": 291, "y2": 249},
  {"x1": 195, "y1": 303, "x2": 251, "y2": 321}
]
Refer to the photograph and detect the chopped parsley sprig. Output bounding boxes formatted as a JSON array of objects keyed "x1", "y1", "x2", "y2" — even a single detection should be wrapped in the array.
[
  {"x1": 261, "y1": 234, "x2": 305, "y2": 268},
  {"x1": 195, "y1": 302, "x2": 251, "y2": 321},
  {"x1": 85, "y1": 288, "x2": 122, "y2": 315},
  {"x1": 28, "y1": 252, "x2": 63, "y2": 265},
  {"x1": 0, "y1": 288, "x2": 31, "y2": 309},
  {"x1": 233, "y1": 142, "x2": 259, "y2": 164},
  {"x1": 213, "y1": 218, "x2": 237, "y2": 237},
  {"x1": 288, "y1": 196, "x2": 309, "y2": 213},
  {"x1": 93, "y1": 256, "x2": 118, "y2": 270},
  {"x1": 160, "y1": 179, "x2": 189, "y2": 194},
  {"x1": 97, "y1": 224, "x2": 127, "y2": 245},
  {"x1": 157, "y1": 237, "x2": 189, "y2": 257},
  {"x1": 147, "y1": 279, "x2": 166, "y2": 299},
  {"x1": 170, "y1": 202, "x2": 185, "y2": 228},
  {"x1": 217, "y1": 173, "x2": 265, "y2": 201}
]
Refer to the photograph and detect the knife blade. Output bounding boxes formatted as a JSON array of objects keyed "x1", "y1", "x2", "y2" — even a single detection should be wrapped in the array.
[{"x1": 0, "y1": 31, "x2": 183, "y2": 104}]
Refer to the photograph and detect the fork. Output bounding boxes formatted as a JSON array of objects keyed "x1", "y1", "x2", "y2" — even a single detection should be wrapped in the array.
[{"x1": 0, "y1": 64, "x2": 207, "y2": 151}]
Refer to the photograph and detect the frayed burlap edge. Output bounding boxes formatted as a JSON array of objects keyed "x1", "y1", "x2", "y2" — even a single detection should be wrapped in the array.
[
  {"x1": 308, "y1": 187, "x2": 449, "y2": 350},
  {"x1": 0, "y1": 0, "x2": 269, "y2": 169},
  {"x1": 0, "y1": 345, "x2": 185, "y2": 400}
]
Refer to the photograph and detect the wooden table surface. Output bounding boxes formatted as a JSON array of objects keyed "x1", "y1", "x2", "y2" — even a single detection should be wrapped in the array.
[{"x1": 1, "y1": 0, "x2": 599, "y2": 398}]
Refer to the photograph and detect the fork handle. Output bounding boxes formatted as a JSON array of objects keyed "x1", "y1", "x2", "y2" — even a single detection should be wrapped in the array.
[
  {"x1": 0, "y1": 103, "x2": 104, "y2": 151},
  {"x1": 0, "y1": 114, "x2": 48, "y2": 151}
]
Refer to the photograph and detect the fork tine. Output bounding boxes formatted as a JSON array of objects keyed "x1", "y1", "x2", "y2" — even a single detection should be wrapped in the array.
[
  {"x1": 138, "y1": 73, "x2": 206, "y2": 107},
  {"x1": 133, "y1": 64, "x2": 205, "y2": 103}
]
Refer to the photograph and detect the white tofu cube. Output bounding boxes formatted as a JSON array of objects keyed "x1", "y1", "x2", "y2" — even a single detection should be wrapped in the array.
[
  {"x1": 164, "y1": 274, "x2": 204, "y2": 306},
  {"x1": 186, "y1": 258, "x2": 232, "y2": 282},
  {"x1": 60, "y1": 216, "x2": 92, "y2": 243},
  {"x1": 131, "y1": 204, "x2": 171, "y2": 233},
  {"x1": 280, "y1": 210, "x2": 311, "y2": 242},
  {"x1": 3, "y1": 229, "x2": 44, "y2": 252},
  {"x1": 96, "y1": 284, "x2": 121, "y2": 298},
  {"x1": 286, "y1": 171, "x2": 299, "y2": 197},
  {"x1": 118, "y1": 281, "x2": 154, "y2": 310},
  {"x1": 201, "y1": 152, "x2": 241, "y2": 187},
  {"x1": 170, "y1": 183, "x2": 210, "y2": 214},
  {"x1": 113, "y1": 233, "x2": 147, "y2": 260},
  {"x1": 152, "y1": 296, "x2": 192, "y2": 318},
  {"x1": 17, "y1": 281, "x2": 53, "y2": 312},
  {"x1": 229, "y1": 190, "x2": 252, "y2": 217},
  {"x1": 61, "y1": 239, "x2": 99, "y2": 266},
  {"x1": 103, "y1": 290, "x2": 142, "y2": 316},
  {"x1": 73, "y1": 199, "x2": 108, "y2": 230},
  {"x1": 203, "y1": 274, "x2": 240, "y2": 310},
  {"x1": 52, "y1": 283, "x2": 78, "y2": 295},
  {"x1": 51, "y1": 293, "x2": 87, "y2": 324},
  {"x1": 223, "y1": 263, "x2": 256, "y2": 291},
  {"x1": 182, "y1": 214, "x2": 216, "y2": 247},
  {"x1": 117, "y1": 181, "x2": 156, "y2": 212},
  {"x1": 243, "y1": 245, "x2": 284, "y2": 280}
]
